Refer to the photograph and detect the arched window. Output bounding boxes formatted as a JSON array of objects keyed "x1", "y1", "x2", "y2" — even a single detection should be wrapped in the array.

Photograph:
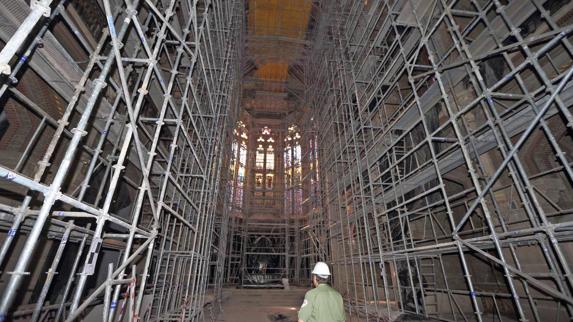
[
  {"x1": 255, "y1": 126, "x2": 275, "y2": 191},
  {"x1": 285, "y1": 125, "x2": 302, "y2": 216},
  {"x1": 230, "y1": 121, "x2": 248, "y2": 209},
  {"x1": 308, "y1": 125, "x2": 319, "y2": 203}
]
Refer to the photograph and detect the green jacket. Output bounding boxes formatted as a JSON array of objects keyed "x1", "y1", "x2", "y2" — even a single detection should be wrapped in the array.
[{"x1": 298, "y1": 284, "x2": 345, "y2": 322}]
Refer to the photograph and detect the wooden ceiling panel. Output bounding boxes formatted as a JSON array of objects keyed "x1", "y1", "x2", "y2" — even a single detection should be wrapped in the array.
[
  {"x1": 248, "y1": 0, "x2": 312, "y2": 39},
  {"x1": 255, "y1": 62, "x2": 289, "y2": 81},
  {"x1": 244, "y1": 0, "x2": 315, "y2": 119}
]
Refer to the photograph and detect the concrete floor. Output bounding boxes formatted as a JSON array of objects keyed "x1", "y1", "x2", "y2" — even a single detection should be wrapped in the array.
[
  {"x1": 214, "y1": 287, "x2": 374, "y2": 322},
  {"x1": 216, "y1": 287, "x2": 306, "y2": 322},
  {"x1": 213, "y1": 287, "x2": 512, "y2": 322}
]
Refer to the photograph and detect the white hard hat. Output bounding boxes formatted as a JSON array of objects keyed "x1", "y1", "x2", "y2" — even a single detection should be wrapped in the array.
[{"x1": 311, "y1": 262, "x2": 331, "y2": 276}]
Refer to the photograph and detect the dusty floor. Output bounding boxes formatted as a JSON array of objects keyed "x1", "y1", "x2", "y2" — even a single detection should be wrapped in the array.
[
  {"x1": 213, "y1": 287, "x2": 500, "y2": 322},
  {"x1": 215, "y1": 287, "x2": 306, "y2": 322}
]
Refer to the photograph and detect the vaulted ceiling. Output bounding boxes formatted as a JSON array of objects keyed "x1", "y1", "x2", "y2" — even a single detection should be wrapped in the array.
[{"x1": 242, "y1": 0, "x2": 318, "y2": 119}]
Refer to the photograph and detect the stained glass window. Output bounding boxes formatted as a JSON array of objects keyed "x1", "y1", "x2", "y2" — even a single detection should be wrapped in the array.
[
  {"x1": 266, "y1": 146, "x2": 274, "y2": 170},
  {"x1": 255, "y1": 173, "x2": 264, "y2": 189},
  {"x1": 230, "y1": 121, "x2": 247, "y2": 209},
  {"x1": 256, "y1": 145, "x2": 265, "y2": 170},
  {"x1": 285, "y1": 125, "x2": 303, "y2": 216},
  {"x1": 309, "y1": 134, "x2": 320, "y2": 202},
  {"x1": 254, "y1": 126, "x2": 275, "y2": 194}
]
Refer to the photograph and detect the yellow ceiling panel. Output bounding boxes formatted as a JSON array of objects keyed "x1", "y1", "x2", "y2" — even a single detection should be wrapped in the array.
[
  {"x1": 256, "y1": 62, "x2": 289, "y2": 81},
  {"x1": 247, "y1": 0, "x2": 311, "y2": 82},
  {"x1": 248, "y1": 0, "x2": 312, "y2": 39}
]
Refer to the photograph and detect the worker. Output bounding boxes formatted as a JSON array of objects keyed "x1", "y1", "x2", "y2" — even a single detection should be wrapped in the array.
[{"x1": 298, "y1": 261, "x2": 345, "y2": 322}]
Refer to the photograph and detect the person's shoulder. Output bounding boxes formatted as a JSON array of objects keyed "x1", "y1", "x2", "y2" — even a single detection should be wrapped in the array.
[
  {"x1": 326, "y1": 285, "x2": 343, "y2": 296},
  {"x1": 305, "y1": 287, "x2": 319, "y2": 296},
  {"x1": 317, "y1": 284, "x2": 338, "y2": 294}
]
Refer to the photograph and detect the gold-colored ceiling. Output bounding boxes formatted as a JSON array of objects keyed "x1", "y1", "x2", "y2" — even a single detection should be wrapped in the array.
[
  {"x1": 244, "y1": 0, "x2": 313, "y2": 118},
  {"x1": 255, "y1": 62, "x2": 289, "y2": 81},
  {"x1": 248, "y1": 0, "x2": 312, "y2": 39}
]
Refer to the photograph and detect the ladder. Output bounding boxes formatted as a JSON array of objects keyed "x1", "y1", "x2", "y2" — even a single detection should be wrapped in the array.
[{"x1": 419, "y1": 257, "x2": 439, "y2": 316}]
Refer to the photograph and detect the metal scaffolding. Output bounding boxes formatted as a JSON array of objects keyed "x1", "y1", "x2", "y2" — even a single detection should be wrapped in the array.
[
  {"x1": 305, "y1": 0, "x2": 573, "y2": 321},
  {"x1": 3, "y1": 0, "x2": 573, "y2": 321},
  {"x1": 0, "y1": 0, "x2": 241, "y2": 320},
  {"x1": 223, "y1": 123, "x2": 306, "y2": 288}
]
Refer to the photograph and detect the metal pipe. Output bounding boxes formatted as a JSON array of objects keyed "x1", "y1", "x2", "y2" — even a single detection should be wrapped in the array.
[{"x1": 0, "y1": 0, "x2": 52, "y2": 75}]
